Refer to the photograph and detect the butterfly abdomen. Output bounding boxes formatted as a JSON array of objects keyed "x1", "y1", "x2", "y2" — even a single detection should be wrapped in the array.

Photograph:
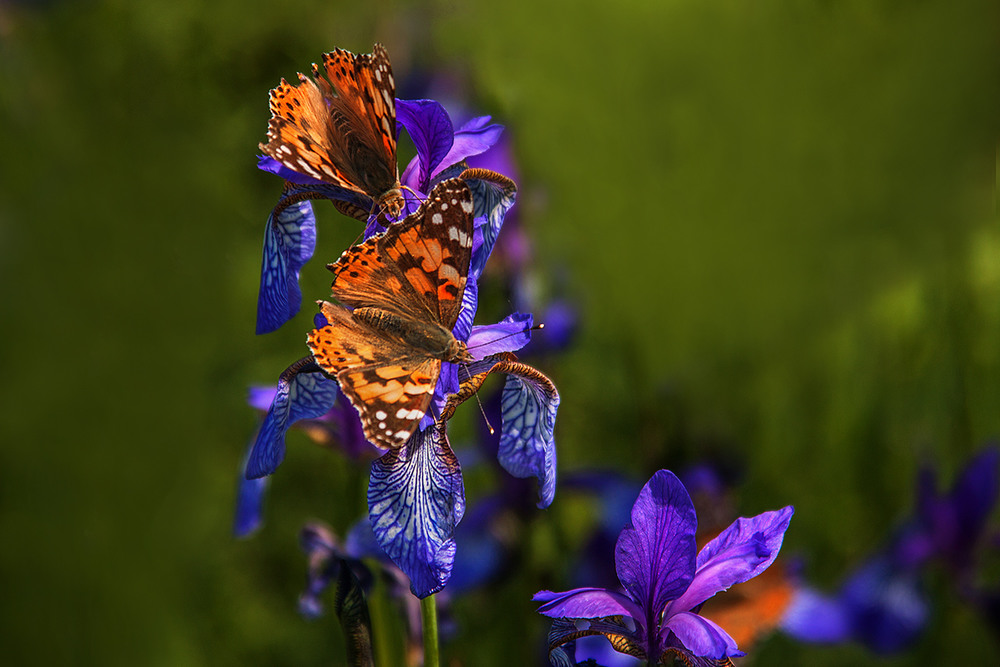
[{"x1": 352, "y1": 307, "x2": 468, "y2": 362}]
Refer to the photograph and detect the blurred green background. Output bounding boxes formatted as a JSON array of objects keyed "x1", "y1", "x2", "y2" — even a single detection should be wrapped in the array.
[{"x1": 2, "y1": 0, "x2": 998, "y2": 664}]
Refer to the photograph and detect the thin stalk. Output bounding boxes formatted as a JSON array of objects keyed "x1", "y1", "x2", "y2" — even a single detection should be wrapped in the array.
[{"x1": 420, "y1": 593, "x2": 440, "y2": 667}]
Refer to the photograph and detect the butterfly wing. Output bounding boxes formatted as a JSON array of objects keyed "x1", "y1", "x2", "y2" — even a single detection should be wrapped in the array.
[
  {"x1": 308, "y1": 302, "x2": 439, "y2": 448},
  {"x1": 260, "y1": 44, "x2": 399, "y2": 207},
  {"x1": 318, "y1": 45, "x2": 398, "y2": 195},
  {"x1": 260, "y1": 74, "x2": 364, "y2": 191},
  {"x1": 328, "y1": 178, "x2": 475, "y2": 329}
]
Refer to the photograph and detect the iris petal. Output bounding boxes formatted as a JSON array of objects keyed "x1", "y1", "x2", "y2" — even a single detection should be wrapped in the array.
[
  {"x1": 671, "y1": 506, "x2": 794, "y2": 613},
  {"x1": 255, "y1": 198, "x2": 316, "y2": 334},
  {"x1": 614, "y1": 470, "x2": 697, "y2": 622},
  {"x1": 498, "y1": 369, "x2": 559, "y2": 508},
  {"x1": 368, "y1": 426, "x2": 465, "y2": 598},
  {"x1": 245, "y1": 360, "x2": 340, "y2": 478}
]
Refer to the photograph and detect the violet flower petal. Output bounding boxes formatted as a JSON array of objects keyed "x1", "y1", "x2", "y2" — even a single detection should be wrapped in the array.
[
  {"x1": 396, "y1": 99, "x2": 454, "y2": 192},
  {"x1": 615, "y1": 470, "x2": 697, "y2": 621},
  {"x1": 534, "y1": 588, "x2": 643, "y2": 621},
  {"x1": 368, "y1": 426, "x2": 466, "y2": 598},
  {"x1": 245, "y1": 360, "x2": 339, "y2": 478},
  {"x1": 234, "y1": 444, "x2": 269, "y2": 537},
  {"x1": 466, "y1": 312, "x2": 533, "y2": 359},
  {"x1": 498, "y1": 369, "x2": 559, "y2": 508},
  {"x1": 256, "y1": 198, "x2": 316, "y2": 334},
  {"x1": 670, "y1": 506, "x2": 794, "y2": 613},
  {"x1": 432, "y1": 116, "x2": 504, "y2": 180},
  {"x1": 257, "y1": 155, "x2": 326, "y2": 186},
  {"x1": 661, "y1": 611, "x2": 743, "y2": 660}
]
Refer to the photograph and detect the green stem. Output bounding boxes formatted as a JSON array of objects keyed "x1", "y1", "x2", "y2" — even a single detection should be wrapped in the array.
[{"x1": 420, "y1": 594, "x2": 440, "y2": 667}]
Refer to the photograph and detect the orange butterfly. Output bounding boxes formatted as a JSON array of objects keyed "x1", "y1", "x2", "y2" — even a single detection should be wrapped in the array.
[
  {"x1": 307, "y1": 178, "x2": 475, "y2": 448},
  {"x1": 260, "y1": 44, "x2": 405, "y2": 220}
]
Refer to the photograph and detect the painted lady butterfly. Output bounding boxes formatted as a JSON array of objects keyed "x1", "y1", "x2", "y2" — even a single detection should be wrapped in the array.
[
  {"x1": 307, "y1": 178, "x2": 476, "y2": 448},
  {"x1": 260, "y1": 43, "x2": 405, "y2": 220}
]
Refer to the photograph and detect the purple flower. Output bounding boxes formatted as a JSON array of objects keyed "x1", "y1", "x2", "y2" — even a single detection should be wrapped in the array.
[
  {"x1": 780, "y1": 555, "x2": 928, "y2": 655},
  {"x1": 535, "y1": 470, "x2": 793, "y2": 664},
  {"x1": 255, "y1": 100, "x2": 503, "y2": 334},
  {"x1": 895, "y1": 446, "x2": 1000, "y2": 574}
]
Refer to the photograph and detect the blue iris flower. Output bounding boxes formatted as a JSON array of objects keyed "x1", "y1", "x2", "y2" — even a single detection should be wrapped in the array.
[{"x1": 535, "y1": 470, "x2": 793, "y2": 665}]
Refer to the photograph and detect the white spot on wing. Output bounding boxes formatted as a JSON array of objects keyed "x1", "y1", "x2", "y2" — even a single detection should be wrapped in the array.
[
  {"x1": 431, "y1": 213, "x2": 443, "y2": 225},
  {"x1": 461, "y1": 199, "x2": 474, "y2": 213}
]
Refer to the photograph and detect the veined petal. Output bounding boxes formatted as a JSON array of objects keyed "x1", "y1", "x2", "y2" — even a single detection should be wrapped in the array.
[
  {"x1": 466, "y1": 313, "x2": 533, "y2": 359},
  {"x1": 671, "y1": 506, "x2": 794, "y2": 613},
  {"x1": 245, "y1": 359, "x2": 340, "y2": 478},
  {"x1": 498, "y1": 366, "x2": 559, "y2": 508},
  {"x1": 534, "y1": 588, "x2": 643, "y2": 622},
  {"x1": 433, "y1": 117, "x2": 504, "y2": 180},
  {"x1": 255, "y1": 198, "x2": 316, "y2": 334},
  {"x1": 661, "y1": 611, "x2": 743, "y2": 661},
  {"x1": 615, "y1": 470, "x2": 697, "y2": 624},
  {"x1": 368, "y1": 426, "x2": 466, "y2": 598},
  {"x1": 462, "y1": 170, "x2": 517, "y2": 281}
]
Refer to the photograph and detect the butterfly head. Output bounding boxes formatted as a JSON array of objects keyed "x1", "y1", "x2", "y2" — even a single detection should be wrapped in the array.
[
  {"x1": 374, "y1": 186, "x2": 406, "y2": 221},
  {"x1": 447, "y1": 340, "x2": 474, "y2": 364}
]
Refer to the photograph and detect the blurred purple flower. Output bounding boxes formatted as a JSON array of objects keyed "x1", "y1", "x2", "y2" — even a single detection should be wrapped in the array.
[
  {"x1": 535, "y1": 469, "x2": 793, "y2": 664},
  {"x1": 781, "y1": 555, "x2": 928, "y2": 654},
  {"x1": 894, "y1": 446, "x2": 999, "y2": 574}
]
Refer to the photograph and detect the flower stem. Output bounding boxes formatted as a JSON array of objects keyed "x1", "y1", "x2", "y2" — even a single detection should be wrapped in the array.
[{"x1": 420, "y1": 594, "x2": 440, "y2": 667}]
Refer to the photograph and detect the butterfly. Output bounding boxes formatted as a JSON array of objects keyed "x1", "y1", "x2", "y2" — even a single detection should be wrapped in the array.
[
  {"x1": 260, "y1": 43, "x2": 405, "y2": 220},
  {"x1": 307, "y1": 178, "x2": 476, "y2": 448}
]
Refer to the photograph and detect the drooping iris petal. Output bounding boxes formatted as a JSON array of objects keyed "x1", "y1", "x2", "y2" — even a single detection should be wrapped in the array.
[
  {"x1": 534, "y1": 588, "x2": 643, "y2": 622},
  {"x1": 670, "y1": 506, "x2": 795, "y2": 614},
  {"x1": 463, "y1": 170, "x2": 517, "y2": 281},
  {"x1": 245, "y1": 360, "x2": 340, "y2": 478},
  {"x1": 615, "y1": 470, "x2": 697, "y2": 623},
  {"x1": 396, "y1": 99, "x2": 454, "y2": 192},
  {"x1": 661, "y1": 611, "x2": 743, "y2": 661},
  {"x1": 234, "y1": 444, "x2": 269, "y2": 537},
  {"x1": 256, "y1": 198, "x2": 316, "y2": 334},
  {"x1": 368, "y1": 426, "x2": 466, "y2": 598},
  {"x1": 466, "y1": 313, "x2": 533, "y2": 359},
  {"x1": 498, "y1": 369, "x2": 559, "y2": 508},
  {"x1": 434, "y1": 116, "x2": 504, "y2": 180}
]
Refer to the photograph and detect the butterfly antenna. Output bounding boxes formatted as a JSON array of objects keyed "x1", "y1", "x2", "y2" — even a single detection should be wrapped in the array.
[{"x1": 460, "y1": 362, "x2": 495, "y2": 436}]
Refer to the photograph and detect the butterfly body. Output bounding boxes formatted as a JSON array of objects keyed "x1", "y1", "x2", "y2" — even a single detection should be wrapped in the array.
[
  {"x1": 307, "y1": 179, "x2": 476, "y2": 448},
  {"x1": 350, "y1": 307, "x2": 473, "y2": 363},
  {"x1": 261, "y1": 44, "x2": 405, "y2": 220}
]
